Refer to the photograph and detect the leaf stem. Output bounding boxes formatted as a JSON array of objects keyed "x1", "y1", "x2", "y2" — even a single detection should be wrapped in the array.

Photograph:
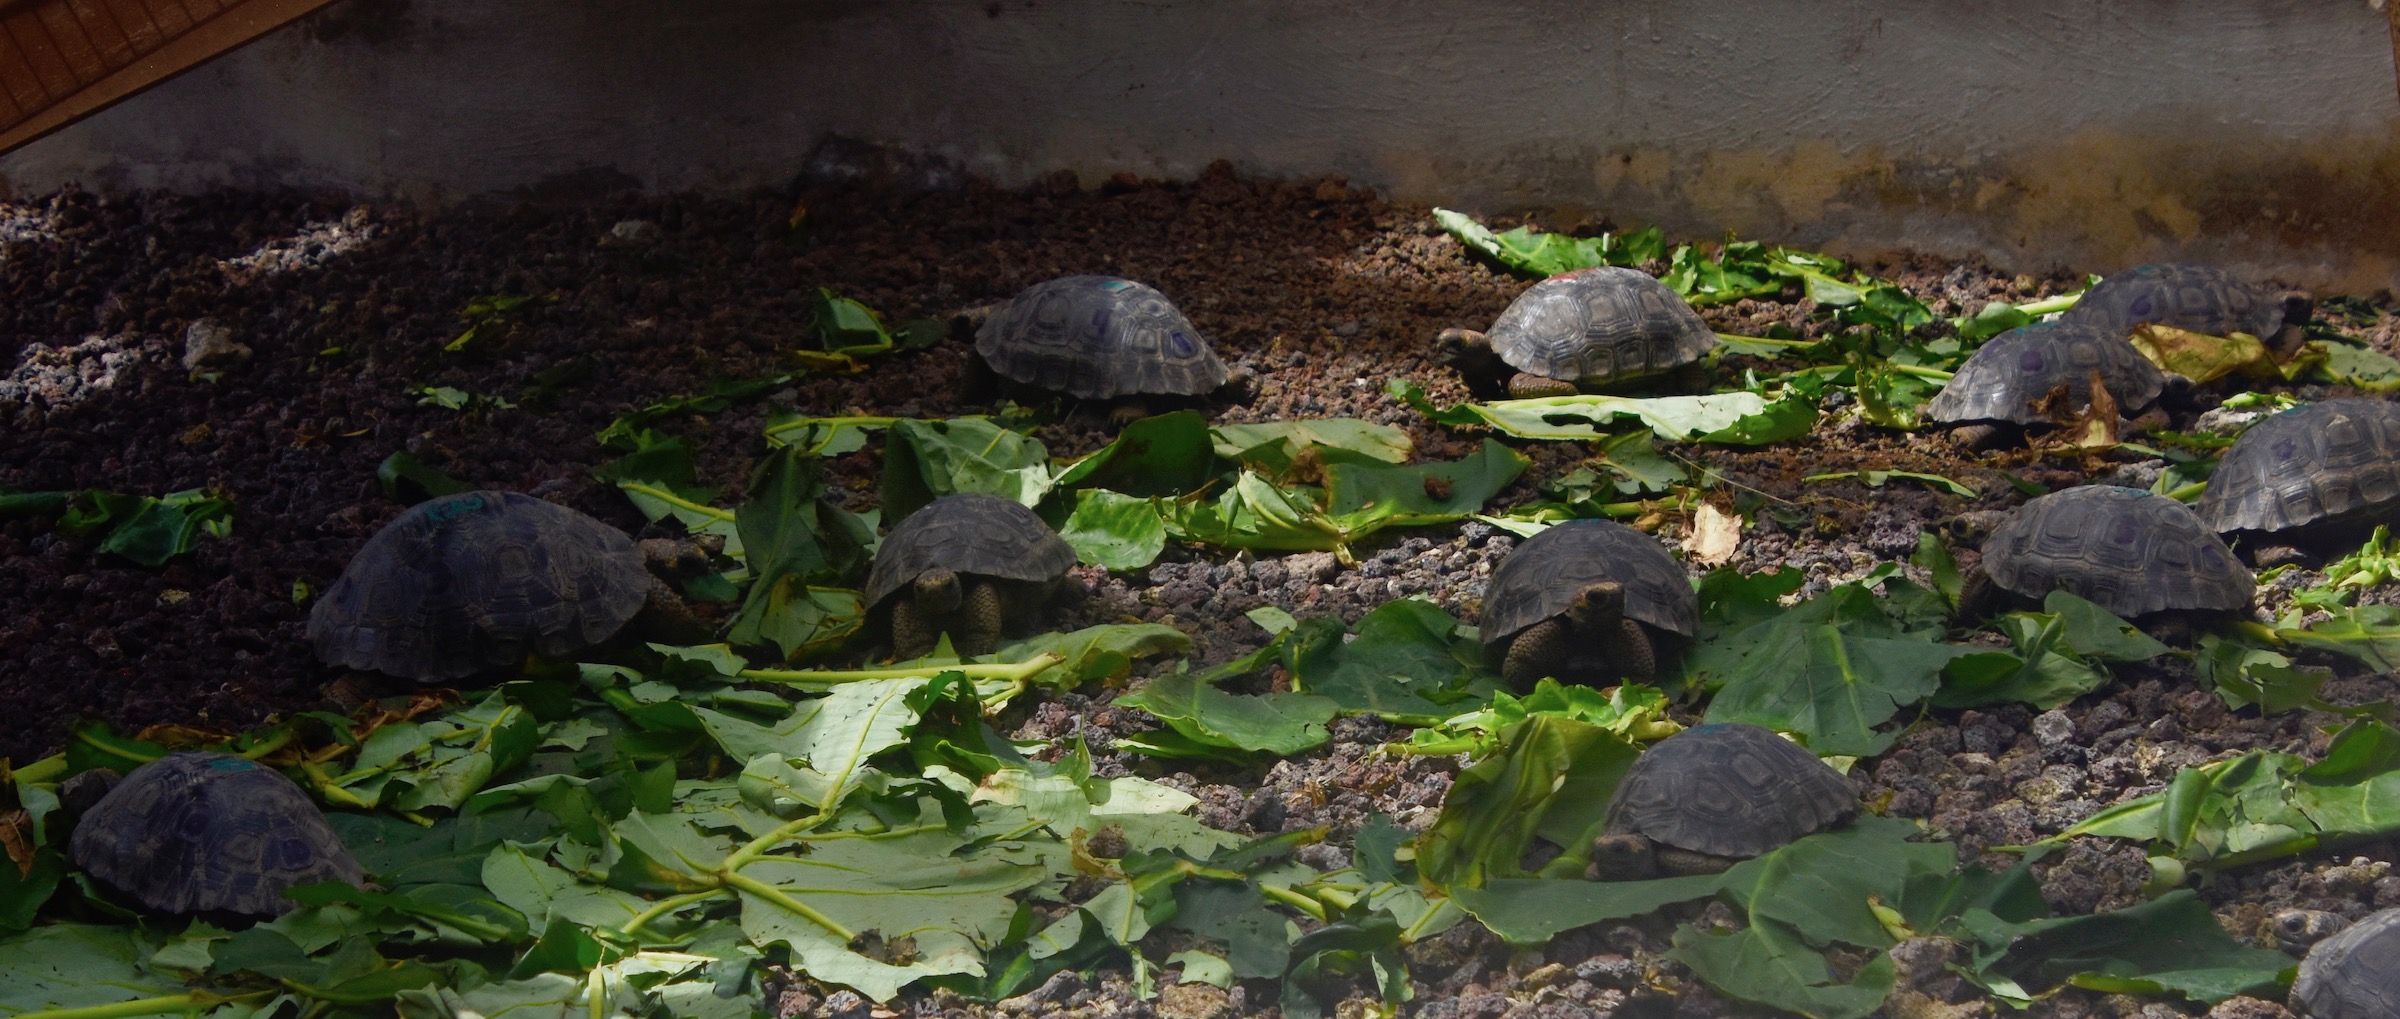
[
  {"x1": 741, "y1": 653, "x2": 1063, "y2": 688},
  {"x1": 1259, "y1": 883, "x2": 1328, "y2": 921},
  {"x1": 1881, "y1": 364, "x2": 1956, "y2": 382},
  {"x1": 2013, "y1": 293, "x2": 2083, "y2": 317},
  {"x1": 721, "y1": 869, "x2": 857, "y2": 942},
  {"x1": 14, "y1": 991, "x2": 269, "y2": 1019},
  {"x1": 615, "y1": 482, "x2": 736, "y2": 523},
  {"x1": 618, "y1": 888, "x2": 730, "y2": 938}
]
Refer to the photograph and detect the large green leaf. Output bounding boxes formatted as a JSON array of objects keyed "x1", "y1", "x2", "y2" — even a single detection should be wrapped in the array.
[
  {"x1": 1391, "y1": 379, "x2": 1814, "y2": 445},
  {"x1": 1114, "y1": 670, "x2": 1338, "y2": 759},
  {"x1": 882, "y1": 417, "x2": 1053, "y2": 517},
  {"x1": 1288, "y1": 599, "x2": 1508, "y2": 724},
  {"x1": 1417, "y1": 715, "x2": 1640, "y2": 889},
  {"x1": 1965, "y1": 891, "x2": 2293, "y2": 1005}
]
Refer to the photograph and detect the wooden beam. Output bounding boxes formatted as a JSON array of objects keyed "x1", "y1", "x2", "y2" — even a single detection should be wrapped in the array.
[{"x1": 0, "y1": 0, "x2": 339, "y2": 157}]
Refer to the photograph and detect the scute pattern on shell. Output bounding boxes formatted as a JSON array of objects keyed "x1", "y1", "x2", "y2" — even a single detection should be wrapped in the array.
[
  {"x1": 307, "y1": 490, "x2": 650, "y2": 682},
  {"x1": 974, "y1": 275, "x2": 1229, "y2": 399},
  {"x1": 2293, "y1": 908, "x2": 2400, "y2": 1019},
  {"x1": 1484, "y1": 267, "x2": 1717, "y2": 385},
  {"x1": 1981, "y1": 485, "x2": 2254, "y2": 617},
  {"x1": 2198, "y1": 399, "x2": 2400, "y2": 534},
  {"x1": 69, "y1": 752, "x2": 364, "y2": 916},
  {"x1": 1924, "y1": 321, "x2": 2165, "y2": 425},
  {"x1": 1603, "y1": 723, "x2": 1857, "y2": 858},
  {"x1": 864, "y1": 493, "x2": 1078, "y2": 609},
  {"x1": 1480, "y1": 519, "x2": 1697, "y2": 646},
  {"x1": 2063, "y1": 262, "x2": 2288, "y2": 340}
]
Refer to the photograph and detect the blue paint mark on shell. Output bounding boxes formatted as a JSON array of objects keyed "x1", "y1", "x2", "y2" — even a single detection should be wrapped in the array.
[
  {"x1": 1169, "y1": 330, "x2": 1196, "y2": 356},
  {"x1": 2017, "y1": 348, "x2": 2047, "y2": 373}
]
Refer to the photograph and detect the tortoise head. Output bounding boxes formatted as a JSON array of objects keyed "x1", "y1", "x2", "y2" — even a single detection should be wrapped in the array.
[
  {"x1": 57, "y1": 767, "x2": 123, "y2": 818},
  {"x1": 1565, "y1": 581, "x2": 1627, "y2": 631},
  {"x1": 912, "y1": 568, "x2": 964, "y2": 615},
  {"x1": 1435, "y1": 327, "x2": 1495, "y2": 366},
  {"x1": 2271, "y1": 290, "x2": 2316, "y2": 353},
  {"x1": 1584, "y1": 832, "x2": 1659, "y2": 882},
  {"x1": 2274, "y1": 908, "x2": 2352, "y2": 955}
]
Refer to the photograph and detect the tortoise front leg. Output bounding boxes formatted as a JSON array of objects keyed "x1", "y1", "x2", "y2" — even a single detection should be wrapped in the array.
[
  {"x1": 1500, "y1": 618, "x2": 1570, "y2": 686},
  {"x1": 1598, "y1": 618, "x2": 1656, "y2": 683},
  {"x1": 890, "y1": 594, "x2": 941, "y2": 660},
  {"x1": 955, "y1": 579, "x2": 1006, "y2": 657}
]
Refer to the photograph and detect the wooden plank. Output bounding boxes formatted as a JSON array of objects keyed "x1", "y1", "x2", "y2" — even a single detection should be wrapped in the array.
[{"x1": 0, "y1": 0, "x2": 337, "y2": 156}]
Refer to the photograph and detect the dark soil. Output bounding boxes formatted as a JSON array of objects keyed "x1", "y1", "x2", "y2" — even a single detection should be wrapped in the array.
[{"x1": 3, "y1": 160, "x2": 2396, "y2": 1019}]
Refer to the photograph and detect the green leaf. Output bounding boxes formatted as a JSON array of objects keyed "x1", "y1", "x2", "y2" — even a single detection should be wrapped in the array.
[
  {"x1": 377, "y1": 451, "x2": 474, "y2": 504},
  {"x1": 1289, "y1": 599, "x2": 1508, "y2": 724},
  {"x1": 1058, "y1": 489, "x2": 1168, "y2": 570},
  {"x1": 1165, "y1": 440, "x2": 1526, "y2": 559},
  {"x1": 1213, "y1": 418, "x2": 1412, "y2": 464},
  {"x1": 2310, "y1": 339, "x2": 2400, "y2": 391},
  {"x1": 1115, "y1": 670, "x2": 1337, "y2": 758},
  {"x1": 2280, "y1": 604, "x2": 2400, "y2": 671},
  {"x1": 882, "y1": 417, "x2": 1053, "y2": 519},
  {"x1": 1051, "y1": 411, "x2": 1217, "y2": 497},
  {"x1": 0, "y1": 924, "x2": 190, "y2": 1015},
  {"x1": 1452, "y1": 874, "x2": 1726, "y2": 943},
  {"x1": 2198, "y1": 635, "x2": 2331, "y2": 714},
  {"x1": 726, "y1": 447, "x2": 874, "y2": 659},
  {"x1": 1966, "y1": 891, "x2": 2293, "y2": 1005},
  {"x1": 1670, "y1": 923, "x2": 1894, "y2": 1019},
  {"x1": 735, "y1": 817, "x2": 1067, "y2": 1001},
  {"x1": 1802, "y1": 469, "x2": 1977, "y2": 498},
  {"x1": 75, "y1": 488, "x2": 232, "y2": 567},
  {"x1": 1689, "y1": 583, "x2": 1962, "y2": 755},
  {"x1": 1392, "y1": 382, "x2": 1814, "y2": 445},
  {"x1": 1417, "y1": 715, "x2": 1641, "y2": 889},
  {"x1": 1430, "y1": 208, "x2": 1661, "y2": 277}
]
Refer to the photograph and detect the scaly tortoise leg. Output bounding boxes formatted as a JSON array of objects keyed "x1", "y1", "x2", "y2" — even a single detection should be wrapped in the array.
[
  {"x1": 1597, "y1": 617, "x2": 1656, "y2": 683},
  {"x1": 955, "y1": 579, "x2": 1006, "y2": 657},
  {"x1": 1506, "y1": 373, "x2": 1581, "y2": 399},
  {"x1": 1501, "y1": 618, "x2": 1570, "y2": 686},
  {"x1": 890, "y1": 595, "x2": 941, "y2": 660}
]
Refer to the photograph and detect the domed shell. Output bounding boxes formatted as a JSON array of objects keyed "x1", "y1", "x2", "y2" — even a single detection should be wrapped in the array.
[
  {"x1": 974, "y1": 275, "x2": 1229, "y2": 399},
  {"x1": 69, "y1": 752, "x2": 364, "y2": 916},
  {"x1": 2063, "y1": 263, "x2": 2291, "y2": 341},
  {"x1": 864, "y1": 493, "x2": 1078, "y2": 609},
  {"x1": 2197, "y1": 399, "x2": 2400, "y2": 535},
  {"x1": 1480, "y1": 519, "x2": 1696, "y2": 648},
  {"x1": 1603, "y1": 723, "x2": 1857, "y2": 859},
  {"x1": 1925, "y1": 321, "x2": 2165, "y2": 426},
  {"x1": 1981, "y1": 485, "x2": 2254, "y2": 617},
  {"x1": 308, "y1": 490, "x2": 650, "y2": 682},
  {"x1": 1485, "y1": 267, "x2": 1717, "y2": 385},
  {"x1": 2293, "y1": 908, "x2": 2400, "y2": 1019}
]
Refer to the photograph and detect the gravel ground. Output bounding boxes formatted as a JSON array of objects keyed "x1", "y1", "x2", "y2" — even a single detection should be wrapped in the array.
[{"x1": 4, "y1": 155, "x2": 2398, "y2": 1019}]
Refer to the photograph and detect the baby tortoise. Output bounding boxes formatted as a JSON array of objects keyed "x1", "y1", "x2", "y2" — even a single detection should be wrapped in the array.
[
  {"x1": 1440, "y1": 266, "x2": 1717, "y2": 398},
  {"x1": 1962, "y1": 485, "x2": 2253, "y2": 637},
  {"x1": 1587, "y1": 723, "x2": 1857, "y2": 880},
  {"x1": 67, "y1": 752, "x2": 365, "y2": 916},
  {"x1": 308, "y1": 490, "x2": 703, "y2": 683},
  {"x1": 2062, "y1": 262, "x2": 2312, "y2": 352},
  {"x1": 1923, "y1": 320, "x2": 2166, "y2": 449},
  {"x1": 864, "y1": 493, "x2": 1078, "y2": 658},
  {"x1": 1478, "y1": 519, "x2": 1697, "y2": 685},
  {"x1": 2197, "y1": 398, "x2": 2400, "y2": 564}
]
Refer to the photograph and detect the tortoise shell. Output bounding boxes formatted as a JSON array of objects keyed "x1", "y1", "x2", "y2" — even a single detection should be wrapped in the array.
[
  {"x1": 2063, "y1": 263, "x2": 2292, "y2": 341},
  {"x1": 974, "y1": 275, "x2": 1229, "y2": 399},
  {"x1": 1480, "y1": 519, "x2": 1696, "y2": 649},
  {"x1": 1925, "y1": 321, "x2": 2165, "y2": 426},
  {"x1": 1484, "y1": 267, "x2": 1717, "y2": 386},
  {"x1": 863, "y1": 493, "x2": 1077, "y2": 610},
  {"x1": 1602, "y1": 723, "x2": 1857, "y2": 859},
  {"x1": 2197, "y1": 399, "x2": 2400, "y2": 535},
  {"x1": 2294, "y1": 908, "x2": 2400, "y2": 1019},
  {"x1": 1981, "y1": 485, "x2": 2254, "y2": 618},
  {"x1": 307, "y1": 490, "x2": 650, "y2": 682},
  {"x1": 69, "y1": 753, "x2": 364, "y2": 916}
]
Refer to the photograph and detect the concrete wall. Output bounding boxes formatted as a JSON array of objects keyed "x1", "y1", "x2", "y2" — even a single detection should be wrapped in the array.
[{"x1": 5, "y1": 0, "x2": 2399, "y2": 289}]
